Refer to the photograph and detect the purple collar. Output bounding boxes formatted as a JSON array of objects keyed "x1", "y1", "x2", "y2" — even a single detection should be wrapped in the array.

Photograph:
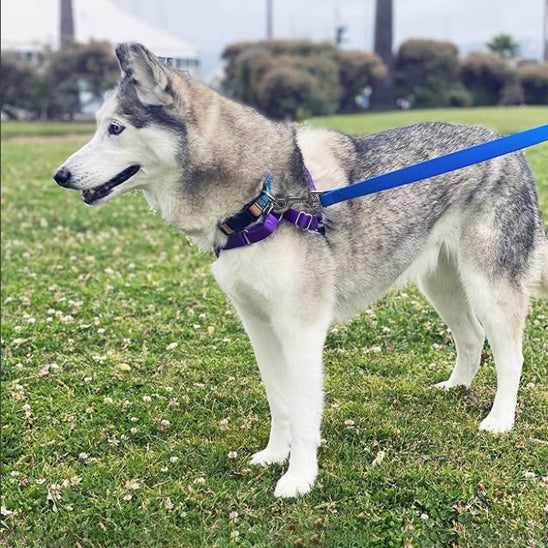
[{"x1": 214, "y1": 169, "x2": 324, "y2": 256}]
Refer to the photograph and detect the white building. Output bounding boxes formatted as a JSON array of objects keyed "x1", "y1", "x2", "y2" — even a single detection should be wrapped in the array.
[{"x1": 1, "y1": 0, "x2": 201, "y2": 76}]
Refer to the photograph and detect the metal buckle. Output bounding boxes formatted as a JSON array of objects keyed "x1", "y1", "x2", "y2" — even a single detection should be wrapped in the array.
[{"x1": 271, "y1": 190, "x2": 323, "y2": 213}]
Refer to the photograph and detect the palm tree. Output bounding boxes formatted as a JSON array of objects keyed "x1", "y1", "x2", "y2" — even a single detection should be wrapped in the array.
[
  {"x1": 60, "y1": 0, "x2": 74, "y2": 50},
  {"x1": 371, "y1": 0, "x2": 395, "y2": 110},
  {"x1": 487, "y1": 34, "x2": 520, "y2": 60}
]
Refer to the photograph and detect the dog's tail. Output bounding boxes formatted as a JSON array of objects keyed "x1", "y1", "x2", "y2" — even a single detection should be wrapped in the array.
[{"x1": 531, "y1": 225, "x2": 548, "y2": 298}]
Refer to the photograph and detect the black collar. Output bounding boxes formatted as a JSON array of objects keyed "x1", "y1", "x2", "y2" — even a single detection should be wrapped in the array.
[{"x1": 218, "y1": 176, "x2": 273, "y2": 236}]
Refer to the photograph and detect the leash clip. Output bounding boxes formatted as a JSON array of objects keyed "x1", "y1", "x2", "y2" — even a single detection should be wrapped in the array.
[{"x1": 271, "y1": 190, "x2": 323, "y2": 213}]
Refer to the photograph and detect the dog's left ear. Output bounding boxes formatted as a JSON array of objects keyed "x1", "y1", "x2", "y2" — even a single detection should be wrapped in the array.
[{"x1": 115, "y1": 43, "x2": 173, "y2": 107}]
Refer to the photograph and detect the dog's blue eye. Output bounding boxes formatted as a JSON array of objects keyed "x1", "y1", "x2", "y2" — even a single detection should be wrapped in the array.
[{"x1": 108, "y1": 122, "x2": 125, "y2": 136}]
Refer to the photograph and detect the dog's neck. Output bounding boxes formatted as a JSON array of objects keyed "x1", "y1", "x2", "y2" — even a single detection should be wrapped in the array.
[{"x1": 145, "y1": 79, "x2": 310, "y2": 251}]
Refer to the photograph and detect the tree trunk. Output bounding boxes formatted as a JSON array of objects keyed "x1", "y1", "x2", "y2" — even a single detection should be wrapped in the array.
[
  {"x1": 371, "y1": 0, "x2": 395, "y2": 110},
  {"x1": 60, "y1": 0, "x2": 75, "y2": 50}
]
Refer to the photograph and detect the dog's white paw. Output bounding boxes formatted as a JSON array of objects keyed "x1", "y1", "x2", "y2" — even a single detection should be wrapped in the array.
[
  {"x1": 250, "y1": 448, "x2": 288, "y2": 467},
  {"x1": 435, "y1": 379, "x2": 469, "y2": 390},
  {"x1": 274, "y1": 472, "x2": 316, "y2": 498},
  {"x1": 479, "y1": 414, "x2": 514, "y2": 434},
  {"x1": 435, "y1": 380, "x2": 453, "y2": 390}
]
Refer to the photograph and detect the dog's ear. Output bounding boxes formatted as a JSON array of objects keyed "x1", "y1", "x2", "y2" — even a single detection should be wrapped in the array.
[{"x1": 115, "y1": 43, "x2": 173, "y2": 107}]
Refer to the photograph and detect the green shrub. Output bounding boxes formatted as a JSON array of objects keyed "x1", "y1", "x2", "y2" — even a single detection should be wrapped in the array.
[
  {"x1": 221, "y1": 40, "x2": 385, "y2": 118},
  {"x1": 446, "y1": 84, "x2": 473, "y2": 107},
  {"x1": 335, "y1": 49, "x2": 386, "y2": 113},
  {"x1": 460, "y1": 53, "x2": 513, "y2": 106},
  {"x1": 517, "y1": 62, "x2": 548, "y2": 105},
  {"x1": 257, "y1": 66, "x2": 318, "y2": 120},
  {"x1": 223, "y1": 48, "x2": 275, "y2": 107},
  {"x1": 395, "y1": 39, "x2": 460, "y2": 108},
  {"x1": 498, "y1": 81, "x2": 525, "y2": 106}
]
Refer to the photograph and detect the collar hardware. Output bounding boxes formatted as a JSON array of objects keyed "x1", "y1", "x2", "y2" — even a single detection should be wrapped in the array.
[{"x1": 215, "y1": 170, "x2": 324, "y2": 256}]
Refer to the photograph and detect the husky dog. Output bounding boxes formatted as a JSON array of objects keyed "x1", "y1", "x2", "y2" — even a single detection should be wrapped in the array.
[{"x1": 54, "y1": 43, "x2": 548, "y2": 498}]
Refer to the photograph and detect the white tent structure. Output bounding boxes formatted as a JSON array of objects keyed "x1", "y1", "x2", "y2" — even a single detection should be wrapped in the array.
[{"x1": 1, "y1": 0, "x2": 200, "y2": 75}]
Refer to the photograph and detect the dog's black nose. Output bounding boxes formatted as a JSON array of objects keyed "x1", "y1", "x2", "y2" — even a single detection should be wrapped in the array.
[{"x1": 53, "y1": 167, "x2": 72, "y2": 187}]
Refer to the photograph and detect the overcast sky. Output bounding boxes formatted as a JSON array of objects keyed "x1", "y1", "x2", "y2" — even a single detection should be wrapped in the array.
[
  {"x1": 110, "y1": 0, "x2": 547, "y2": 76},
  {"x1": 1, "y1": 0, "x2": 546, "y2": 78}
]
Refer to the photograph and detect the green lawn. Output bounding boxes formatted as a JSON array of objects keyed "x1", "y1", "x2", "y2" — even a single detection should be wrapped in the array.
[
  {"x1": 307, "y1": 105, "x2": 548, "y2": 139},
  {"x1": 2, "y1": 108, "x2": 547, "y2": 547},
  {"x1": 1, "y1": 121, "x2": 95, "y2": 140}
]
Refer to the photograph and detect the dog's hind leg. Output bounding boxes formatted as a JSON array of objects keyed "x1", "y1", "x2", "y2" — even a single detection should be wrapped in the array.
[
  {"x1": 460, "y1": 271, "x2": 528, "y2": 433},
  {"x1": 418, "y1": 246, "x2": 485, "y2": 389},
  {"x1": 235, "y1": 306, "x2": 292, "y2": 466}
]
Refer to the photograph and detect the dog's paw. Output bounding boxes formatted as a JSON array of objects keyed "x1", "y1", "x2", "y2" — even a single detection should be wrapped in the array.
[
  {"x1": 274, "y1": 472, "x2": 316, "y2": 498},
  {"x1": 479, "y1": 414, "x2": 514, "y2": 434},
  {"x1": 434, "y1": 380, "x2": 453, "y2": 390},
  {"x1": 250, "y1": 448, "x2": 288, "y2": 467},
  {"x1": 435, "y1": 380, "x2": 469, "y2": 390}
]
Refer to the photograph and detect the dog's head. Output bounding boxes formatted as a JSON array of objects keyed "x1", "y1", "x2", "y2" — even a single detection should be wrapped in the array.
[{"x1": 53, "y1": 43, "x2": 187, "y2": 206}]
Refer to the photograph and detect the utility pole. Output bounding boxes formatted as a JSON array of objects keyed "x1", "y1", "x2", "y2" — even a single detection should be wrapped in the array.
[
  {"x1": 60, "y1": 0, "x2": 75, "y2": 50},
  {"x1": 334, "y1": 5, "x2": 347, "y2": 46},
  {"x1": 266, "y1": 0, "x2": 273, "y2": 39},
  {"x1": 542, "y1": 0, "x2": 548, "y2": 61}
]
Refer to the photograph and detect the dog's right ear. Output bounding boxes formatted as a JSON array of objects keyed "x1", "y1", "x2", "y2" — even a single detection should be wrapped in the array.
[{"x1": 115, "y1": 43, "x2": 173, "y2": 107}]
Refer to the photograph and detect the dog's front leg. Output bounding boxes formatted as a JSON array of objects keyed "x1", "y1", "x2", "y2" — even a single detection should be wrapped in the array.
[
  {"x1": 273, "y1": 325, "x2": 328, "y2": 498},
  {"x1": 235, "y1": 306, "x2": 292, "y2": 465}
]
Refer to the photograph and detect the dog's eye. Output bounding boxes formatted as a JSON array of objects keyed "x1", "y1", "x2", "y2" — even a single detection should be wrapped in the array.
[{"x1": 108, "y1": 122, "x2": 125, "y2": 136}]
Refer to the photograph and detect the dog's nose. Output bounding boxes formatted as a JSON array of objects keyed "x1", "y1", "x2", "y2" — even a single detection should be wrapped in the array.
[{"x1": 53, "y1": 167, "x2": 72, "y2": 187}]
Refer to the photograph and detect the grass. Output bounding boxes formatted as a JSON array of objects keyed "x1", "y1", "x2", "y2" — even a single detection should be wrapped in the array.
[
  {"x1": 307, "y1": 105, "x2": 548, "y2": 138},
  {"x1": 0, "y1": 121, "x2": 95, "y2": 140},
  {"x1": 1, "y1": 107, "x2": 547, "y2": 547}
]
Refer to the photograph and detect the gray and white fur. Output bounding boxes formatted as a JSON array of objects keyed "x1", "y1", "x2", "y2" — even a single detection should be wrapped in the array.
[{"x1": 54, "y1": 43, "x2": 548, "y2": 498}]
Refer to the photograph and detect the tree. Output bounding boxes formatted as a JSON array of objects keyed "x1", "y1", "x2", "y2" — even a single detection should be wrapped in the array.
[
  {"x1": 370, "y1": 0, "x2": 395, "y2": 110},
  {"x1": 487, "y1": 34, "x2": 520, "y2": 60},
  {"x1": 0, "y1": 58, "x2": 45, "y2": 117},
  {"x1": 1, "y1": 41, "x2": 120, "y2": 119},
  {"x1": 39, "y1": 41, "x2": 119, "y2": 119}
]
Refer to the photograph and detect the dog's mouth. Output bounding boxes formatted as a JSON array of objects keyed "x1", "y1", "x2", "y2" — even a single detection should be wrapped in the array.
[{"x1": 82, "y1": 165, "x2": 140, "y2": 204}]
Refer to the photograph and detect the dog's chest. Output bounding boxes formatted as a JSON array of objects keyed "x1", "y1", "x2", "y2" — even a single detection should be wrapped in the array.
[{"x1": 211, "y1": 241, "x2": 300, "y2": 315}]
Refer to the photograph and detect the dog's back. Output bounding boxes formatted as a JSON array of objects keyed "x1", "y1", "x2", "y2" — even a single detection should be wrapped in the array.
[{"x1": 298, "y1": 122, "x2": 548, "y2": 318}]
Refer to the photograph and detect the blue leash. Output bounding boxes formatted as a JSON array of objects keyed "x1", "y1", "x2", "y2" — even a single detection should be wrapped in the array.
[{"x1": 318, "y1": 124, "x2": 548, "y2": 208}]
